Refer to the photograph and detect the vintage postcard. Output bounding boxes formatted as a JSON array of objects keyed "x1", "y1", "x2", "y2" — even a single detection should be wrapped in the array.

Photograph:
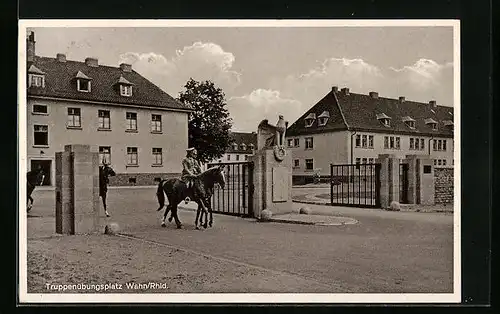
[{"x1": 18, "y1": 19, "x2": 460, "y2": 304}]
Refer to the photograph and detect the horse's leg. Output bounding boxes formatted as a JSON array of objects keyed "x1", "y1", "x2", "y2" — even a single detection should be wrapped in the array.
[
  {"x1": 208, "y1": 198, "x2": 213, "y2": 228},
  {"x1": 196, "y1": 199, "x2": 209, "y2": 229},
  {"x1": 102, "y1": 194, "x2": 110, "y2": 217},
  {"x1": 172, "y1": 204, "x2": 183, "y2": 229},
  {"x1": 161, "y1": 204, "x2": 171, "y2": 227},
  {"x1": 195, "y1": 202, "x2": 201, "y2": 230}
]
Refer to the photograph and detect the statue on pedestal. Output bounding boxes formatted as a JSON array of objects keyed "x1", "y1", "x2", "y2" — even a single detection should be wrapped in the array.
[{"x1": 257, "y1": 115, "x2": 289, "y2": 161}]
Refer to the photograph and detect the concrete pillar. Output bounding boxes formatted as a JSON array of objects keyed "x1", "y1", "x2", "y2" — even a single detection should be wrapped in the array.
[
  {"x1": 376, "y1": 154, "x2": 400, "y2": 208},
  {"x1": 405, "y1": 155, "x2": 435, "y2": 205},
  {"x1": 55, "y1": 144, "x2": 100, "y2": 235},
  {"x1": 250, "y1": 148, "x2": 293, "y2": 218}
]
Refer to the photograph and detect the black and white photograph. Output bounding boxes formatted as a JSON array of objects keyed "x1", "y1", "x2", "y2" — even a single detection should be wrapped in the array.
[{"x1": 18, "y1": 20, "x2": 460, "y2": 303}]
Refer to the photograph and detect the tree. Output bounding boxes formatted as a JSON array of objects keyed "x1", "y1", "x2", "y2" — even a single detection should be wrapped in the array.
[{"x1": 177, "y1": 78, "x2": 233, "y2": 164}]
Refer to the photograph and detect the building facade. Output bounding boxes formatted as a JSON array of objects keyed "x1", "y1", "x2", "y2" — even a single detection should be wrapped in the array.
[
  {"x1": 205, "y1": 132, "x2": 257, "y2": 168},
  {"x1": 286, "y1": 87, "x2": 454, "y2": 177},
  {"x1": 26, "y1": 32, "x2": 193, "y2": 186}
]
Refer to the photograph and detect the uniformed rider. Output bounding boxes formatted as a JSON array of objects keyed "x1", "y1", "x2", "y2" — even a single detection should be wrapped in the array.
[{"x1": 181, "y1": 147, "x2": 202, "y2": 204}]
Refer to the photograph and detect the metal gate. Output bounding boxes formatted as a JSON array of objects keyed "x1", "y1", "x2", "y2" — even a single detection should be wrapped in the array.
[
  {"x1": 330, "y1": 163, "x2": 381, "y2": 208},
  {"x1": 207, "y1": 161, "x2": 254, "y2": 217},
  {"x1": 399, "y1": 163, "x2": 409, "y2": 204}
]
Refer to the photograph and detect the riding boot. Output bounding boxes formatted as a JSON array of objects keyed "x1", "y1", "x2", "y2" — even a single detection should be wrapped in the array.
[{"x1": 184, "y1": 181, "x2": 191, "y2": 204}]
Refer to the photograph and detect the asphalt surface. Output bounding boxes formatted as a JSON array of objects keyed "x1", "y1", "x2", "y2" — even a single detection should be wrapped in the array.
[{"x1": 26, "y1": 187, "x2": 454, "y2": 294}]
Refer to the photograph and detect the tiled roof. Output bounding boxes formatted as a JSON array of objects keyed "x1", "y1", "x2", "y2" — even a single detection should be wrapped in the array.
[
  {"x1": 227, "y1": 132, "x2": 257, "y2": 153},
  {"x1": 27, "y1": 56, "x2": 192, "y2": 111},
  {"x1": 287, "y1": 88, "x2": 454, "y2": 137}
]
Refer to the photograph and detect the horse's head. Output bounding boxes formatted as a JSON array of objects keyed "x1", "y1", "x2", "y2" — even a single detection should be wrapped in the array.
[{"x1": 205, "y1": 165, "x2": 226, "y2": 189}]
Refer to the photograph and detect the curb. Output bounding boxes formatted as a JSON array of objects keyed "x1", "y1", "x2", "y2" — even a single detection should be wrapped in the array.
[{"x1": 292, "y1": 199, "x2": 331, "y2": 206}]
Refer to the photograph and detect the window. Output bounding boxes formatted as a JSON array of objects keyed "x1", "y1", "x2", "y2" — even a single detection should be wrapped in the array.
[
  {"x1": 443, "y1": 140, "x2": 447, "y2": 151},
  {"x1": 368, "y1": 135, "x2": 374, "y2": 148},
  {"x1": 77, "y1": 79, "x2": 91, "y2": 92},
  {"x1": 287, "y1": 139, "x2": 293, "y2": 147},
  {"x1": 29, "y1": 74, "x2": 45, "y2": 88},
  {"x1": 430, "y1": 123, "x2": 437, "y2": 130},
  {"x1": 405, "y1": 120, "x2": 416, "y2": 129},
  {"x1": 305, "y1": 137, "x2": 314, "y2": 149},
  {"x1": 355, "y1": 135, "x2": 361, "y2": 148},
  {"x1": 126, "y1": 112, "x2": 137, "y2": 131},
  {"x1": 232, "y1": 143, "x2": 238, "y2": 150},
  {"x1": 361, "y1": 135, "x2": 367, "y2": 148},
  {"x1": 420, "y1": 139, "x2": 425, "y2": 150},
  {"x1": 410, "y1": 138, "x2": 414, "y2": 150},
  {"x1": 434, "y1": 160, "x2": 437, "y2": 166},
  {"x1": 67, "y1": 108, "x2": 81, "y2": 128},
  {"x1": 99, "y1": 146, "x2": 111, "y2": 164},
  {"x1": 443, "y1": 159, "x2": 447, "y2": 166},
  {"x1": 368, "y1": 158, "x2": 374, "y2": 164},
  {"x1": 362, "y1": 158, "x2": 367, "y2": 164},
  {"x1": 433, "y1": 139, "x2": 437, "y2": 151},
  {"x1": 227, "y1": 155, "x2": 230, "y2": 161},
  {"x1": 127, "y1": 147, "x2": 138, "y2": 165},
  {"x1": 241, "y1": 144, "x2": 247, "y2": 150},
  {"x1": 151, "y1": 114, "x2": 162, "y2": 132},
  {"x1": 437, "y1": 140, "x2": 442, "y2": 151},
  {"x1": 152, "y1": 148, "x2": 162, "y2": 165},
  {"x1": 318, "y1": 117, "x2": 328, "y2": 126},
  {"x1": 245, "y1": 155, "x2": 249, "y2": 161},
  {"x1": 98, "y1": 110, "x2": 111, "y2": 129},
  {"x1": 294, "y1": 159, "x2": 300, "y2": 168},
  {"x1": 33, "y1": 125, "x2": 48, "y2": 146},
  {"x1": 415, "y1": 138, "x2": 420, "y2": 150},
  {"x1": 120, "y1": 85, "x2": 133, "y2": 97},
  {"x1": 249, "y1": 143, "x2": 255, "y2": 150},
  {"x1": 32, "y1": 104, "x2": 48, "y2": 114},
  {"x1": 438, "y1": 159, "x2": 442, "y2": 166},
  {"x1": 304, "y1": 113, "x2": 316, "y2": 128},
  {"x1": 305, "y1": 159, "x2": 314, "y2": 170},
  {"x1": 236, "y1": 155, "x2": 240, "y2": 161},
  {"x1": 384, "y1": 136, "x2": 400, "y2": 149},
  {"x1": 293, "y1": 138, "x2": 300, "y2": 147},
  {"x1": 355, "y1": 158, "x2": 361, "y2": 165}
]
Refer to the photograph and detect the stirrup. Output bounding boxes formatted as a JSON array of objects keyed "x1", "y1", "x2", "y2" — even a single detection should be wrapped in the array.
[{"x1": 184, "y1": 197, "x2": 190, "y2": 204}]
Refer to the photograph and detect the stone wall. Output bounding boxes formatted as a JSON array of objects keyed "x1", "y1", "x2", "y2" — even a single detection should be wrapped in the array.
[
  {"x1": 108, "y1": 172, "x2": 180, "y2": 186},
  {"x1": 434, "y1": 167, "x2": 454, "y2": 204}
]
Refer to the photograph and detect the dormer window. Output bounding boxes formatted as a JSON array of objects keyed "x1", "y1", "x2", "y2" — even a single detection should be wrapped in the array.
[
  {"x1": 402, "y1": 116, "x2": 416, "y2": 129},
  {"x1": 304, "y1": 113, "x2": 316, "y2": 128},
  {"x1": 249, "y1": 143, "x2": 255, "y2": 150},
  {"x1": 240, "y1": 143, "x2": 247, "y2": 151},
  {"x1": 376, "y1": 113, "x2": 391, "y2": 127},
  {"x1": 116, "y1": 76, "x2": 134, "y2": 97},
  {"x1": 75, "y1": 71, "x2": 92, "y2": 92},
  {"x1": 232, "y1": 143, "x2": 238, "y2": 150},
  {"x1": 425, "y1": 118, "x2": 438, "y2": 130},
  {"x1": 318, "y1": 111, "x2": 330, "y2": 126},
  {"x1": 28, "y1": 65, "x2": 46, "y2": 88}
]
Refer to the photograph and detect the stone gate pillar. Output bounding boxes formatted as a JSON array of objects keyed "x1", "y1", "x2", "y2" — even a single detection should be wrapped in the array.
[
  {"x1": 376, "y1": 154, "x2": 400, "y2": 208},
  {"x1": 250, "y1": 118, "x2": 293, "y2": 218},
  {"x1": 405, "y1": 155, "x2": 435, "y2": 205},
  {"x1": 55, "y1": 144, "x2": 100, "y2": 235}
]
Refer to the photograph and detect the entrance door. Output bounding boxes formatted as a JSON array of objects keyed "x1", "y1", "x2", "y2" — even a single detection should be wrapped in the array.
[{"x1": 30, "y1": 159, "x2": 51, "y2": 186}]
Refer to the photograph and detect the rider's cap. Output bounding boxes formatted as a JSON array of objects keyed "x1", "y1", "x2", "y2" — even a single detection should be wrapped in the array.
[{"x1": 186, "y1": 147, "x2": 196, "y2": 152}]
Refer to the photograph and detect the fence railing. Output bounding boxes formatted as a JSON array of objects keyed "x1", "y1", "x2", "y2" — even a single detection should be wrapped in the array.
[
  {"x1": 207, "y1": 161, "x2": 254, "y2": 217},
  {"x1": 330, "y1": 163, "x2": 381, "y2": 208}
]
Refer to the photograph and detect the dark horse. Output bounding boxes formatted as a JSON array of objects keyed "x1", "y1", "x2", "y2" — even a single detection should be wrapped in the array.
[
  {"x1": 27, "y1": 166, "x2": 45, "y2": 212},
  {"x1": 156, "y1": 165, "x2": 226, "y2": 229},
  {"x1": 99, "y1": 163, "x2": 116, "y2": 217}
]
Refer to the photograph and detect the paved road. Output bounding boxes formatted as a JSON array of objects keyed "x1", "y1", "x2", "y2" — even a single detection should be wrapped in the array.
[{"x1": 26, "y1": 187, "x2": 454, "y2": 293}]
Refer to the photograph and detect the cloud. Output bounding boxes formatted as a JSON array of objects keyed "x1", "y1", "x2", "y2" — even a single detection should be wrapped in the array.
[
  {"x1": 389, "y1": 58, "x2": 452, "y2": 90},
  {"x1": 227, "y1": 89, "x2": 303, "y2": 132},
  {"x1": 270, "y1": 57, "x2": 384, "y2": 106},
  {"x1": 119, "y1": 42, "x2": 241, "y2": 97}
]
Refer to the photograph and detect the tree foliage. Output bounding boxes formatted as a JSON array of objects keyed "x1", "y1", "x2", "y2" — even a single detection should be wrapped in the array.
[{"x1": 177, "y1": 78, "x2": 233, "y2": 164}]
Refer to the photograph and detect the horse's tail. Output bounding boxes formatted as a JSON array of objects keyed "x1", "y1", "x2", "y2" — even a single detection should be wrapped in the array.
[{"x1": 156, "y1": 180, "x2": 166, "y2": 211}]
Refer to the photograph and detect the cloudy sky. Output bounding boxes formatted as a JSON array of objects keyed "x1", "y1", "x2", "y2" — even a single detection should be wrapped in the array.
[{"x1": 28, "y1": 25, "x2": 455, "y2": 132}]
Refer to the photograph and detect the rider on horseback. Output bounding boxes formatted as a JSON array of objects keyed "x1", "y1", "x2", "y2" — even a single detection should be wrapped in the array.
[{"x1": 181, "y1": 147, "x2": 202, "y2": 204}]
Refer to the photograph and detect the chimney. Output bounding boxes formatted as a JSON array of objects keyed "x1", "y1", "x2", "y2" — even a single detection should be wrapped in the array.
[
  {"x1": 331, "y1": 86, "x2": 338, "y2": 93},
  {"x1": 27, "y1": 31, "x2": 35, "y2": 62},
  {"x1": 399, "y1": 96, "x2": 406, "y2": 103},
  {"x1": 120, "y1": 63, "x2": 132, "y2": 72},
  {"x1": 85, "y1": 57, "x2": 99, "y2": 67},
  {"x1": 369, "y1": 91, "x2": 379, "y2": 99},
  {"x1": 341, "y1": 87, "x2": 350, "y2": 95},
  {"x1": 429, "y1": 100, "x2": 437, "y2": 108},
  {"x1": 56, "y1": 53, "x2": 66, "y2": 62}
]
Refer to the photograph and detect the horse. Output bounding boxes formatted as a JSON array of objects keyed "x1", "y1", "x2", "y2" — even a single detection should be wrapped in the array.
[
  {"x1": 156, "y1": 165, "x2": 226, "y2": 230},
  {"x1": 27, "y1": 167, "x2": 45, "y2": 212},
  {"x1": 99, "y1": 163, "x2": 116, "y2": 217}
]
